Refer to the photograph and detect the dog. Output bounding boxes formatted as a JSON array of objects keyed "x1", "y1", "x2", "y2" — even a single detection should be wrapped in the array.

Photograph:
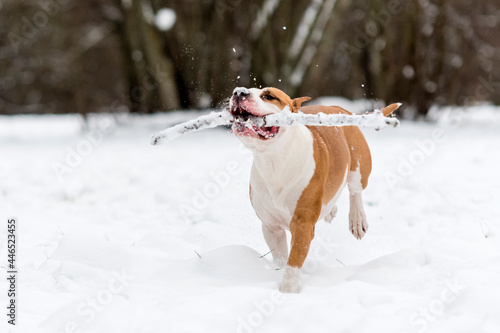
[{"x1": 229, "y1": 87, "x2": 399, "y2": 293}]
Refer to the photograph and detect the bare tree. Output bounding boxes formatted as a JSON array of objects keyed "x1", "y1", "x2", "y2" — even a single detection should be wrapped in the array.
[
  {"x1": 1, "y1": 0, "x2": 499, "y2": 115},
  {"x1": 322, "y1": 0, "x2": 500, "y2": 117}
]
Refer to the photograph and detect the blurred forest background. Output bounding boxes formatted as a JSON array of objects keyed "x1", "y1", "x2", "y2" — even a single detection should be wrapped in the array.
[{"x1": 1, "y1": 0, "x2": 499, "y2": 117}]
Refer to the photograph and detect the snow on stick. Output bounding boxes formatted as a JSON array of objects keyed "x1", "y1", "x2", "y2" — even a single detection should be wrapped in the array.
[
  {"x1": 151, "y1": 105, "x2": 400, "y2": 145},
  {"x1": 252, "y1": 107, "x2": 400, "y2": 130},
  {"x1": 151, "y1": 110, "x2": 233, "y2": 145}
]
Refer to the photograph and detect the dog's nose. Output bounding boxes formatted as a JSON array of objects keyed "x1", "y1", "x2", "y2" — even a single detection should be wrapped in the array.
[{"x1": 233, "y1": 87, "x2": 250, "y2": 98}]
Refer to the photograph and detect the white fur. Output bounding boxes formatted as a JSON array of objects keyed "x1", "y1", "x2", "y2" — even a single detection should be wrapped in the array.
[
  {"x1": 233, "y1": 87, "x2": 316, "y2": 265},
  {"x1": 249, "y1": 125, "x2": 315, "y2": 228},
  {"x1": 347, "y1": 166, "x2": 364, "y2": 193},
  {"x1": 279, "y1": 265, "x2": 301, "y2": 293},
  {"x1": 248, "y1": 125, "x2": 315, "y2": 263},
  {"x1": 347, "y1": 167, "x2": 368, "y2": 239},
  {"x1": 247, "y1": 88, "x2": 283, "y2": 116},
  {"x1": 324, "y1": 205, "x2": 338, "y2": 223},
  {"x1": 230, "y1": 88, "x2": 283, "y2": 118},
  {"x1": 262, "y1": 225, "x2": 288, "y2": 267}
]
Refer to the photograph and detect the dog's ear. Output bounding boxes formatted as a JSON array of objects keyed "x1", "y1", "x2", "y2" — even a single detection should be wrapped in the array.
[{"x1": 291, "y1": 97, "x2": 311, "y2": 113}]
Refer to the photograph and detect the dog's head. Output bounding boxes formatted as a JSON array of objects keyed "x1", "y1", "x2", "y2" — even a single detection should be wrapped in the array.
[{"x1": 229, "y1": 87, "x2": 310, "y2": 144}]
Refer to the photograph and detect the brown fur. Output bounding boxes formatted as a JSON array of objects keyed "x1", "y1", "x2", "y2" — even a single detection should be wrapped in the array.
[
  {"x1": 287, "y1": 127, "x2": 350, "y2": 267},
  {"x1": 256, "y1": 87, "x2": 399, "y2": 271},
  {"x1": 284, "y1": 102, "x2": 398, "y2": 269},
  {"x1": 260, "y1": 88, "x2": 312, "y2": 113},
  {"x1": 301, "y1": 105, "x2": 372, "y2": 189}
]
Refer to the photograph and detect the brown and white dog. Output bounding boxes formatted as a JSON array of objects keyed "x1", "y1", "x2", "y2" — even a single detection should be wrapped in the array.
[{"x1": 229, "y1": 87, "x2": 399, "y2": 293}]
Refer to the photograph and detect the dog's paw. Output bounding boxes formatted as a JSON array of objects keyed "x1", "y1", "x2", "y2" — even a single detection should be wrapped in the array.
[
  {"x1": 324, "y1": 205, "x2": 338, "y2": 223},
  {"x1": 279, "y1": 265, "x2": 301, "y2": 293},
  {"x1": 273, "y1": 256, "x2": 288, "y2": 269},
  {"x1": 280, "y1": 283, "x2": 300, "y2": 293},
  {"x1": 349, "y1": 209, "x2": 368, "y2": 240}
]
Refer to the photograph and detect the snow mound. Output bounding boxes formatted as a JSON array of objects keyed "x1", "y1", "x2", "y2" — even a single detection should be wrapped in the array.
[{"x1": 2, "y1": 105, "x2": 500, "y2": 332}]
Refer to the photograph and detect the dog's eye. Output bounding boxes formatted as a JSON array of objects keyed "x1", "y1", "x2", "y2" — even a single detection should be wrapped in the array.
[{"x1": 263, "y1": 94, "x2": 277, "y2": 101}]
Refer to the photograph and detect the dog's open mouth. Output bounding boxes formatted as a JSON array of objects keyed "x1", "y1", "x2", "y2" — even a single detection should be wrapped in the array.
[{"x1": 231, "y1": 107, "x2": 279, "y2": 139}]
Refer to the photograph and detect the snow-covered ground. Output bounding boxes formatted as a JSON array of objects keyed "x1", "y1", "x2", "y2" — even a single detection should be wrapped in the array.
[{"x1": 1, "y1": 100, "x2": 500, "y2": 333}]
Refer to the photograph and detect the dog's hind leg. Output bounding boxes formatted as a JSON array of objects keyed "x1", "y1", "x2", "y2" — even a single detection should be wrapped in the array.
[
  {"x1": 324, "y1": 205, "x2": 337, "y2": 223},
  {"x1": 343, "y1": 127, "x2": 372, "y2": 239},
  {"x1": 348, "y1": 168, "x2": 369, "y2": 239}
]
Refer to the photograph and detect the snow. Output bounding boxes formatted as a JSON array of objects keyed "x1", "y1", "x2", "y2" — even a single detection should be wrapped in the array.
[
  {"x1": 150, "y1": 110, "x2": 233, "y2": 145},
  {"x1": 155, "y1": 8, "x2": 176, "y2": 31},
  {"x1": 1, "y1": 103, "x2": 500, "y2": 333}
]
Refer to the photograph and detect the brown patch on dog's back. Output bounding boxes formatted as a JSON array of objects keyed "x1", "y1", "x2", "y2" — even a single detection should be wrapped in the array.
[{"x1": 301, "y1": 105, "x2": 372, "y2": 189}]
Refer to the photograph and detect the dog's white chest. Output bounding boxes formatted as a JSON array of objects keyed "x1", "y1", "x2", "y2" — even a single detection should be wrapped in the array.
[{"x1": 249, "y1": 126, "x2": 316, "y2": 229}]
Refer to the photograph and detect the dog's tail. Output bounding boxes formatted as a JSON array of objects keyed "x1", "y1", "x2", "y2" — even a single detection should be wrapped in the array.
[{"x1": 380, "y1": 103, "x2": 402, "y2": 117}]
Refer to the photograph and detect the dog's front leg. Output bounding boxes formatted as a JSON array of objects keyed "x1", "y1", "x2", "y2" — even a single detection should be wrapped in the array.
[
  {"x1": 262, "y1": 224, "x2": 288, "y2": 267},
  {"x1": 280, "y1": 206, "x2": 321, "y2": 293}
]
